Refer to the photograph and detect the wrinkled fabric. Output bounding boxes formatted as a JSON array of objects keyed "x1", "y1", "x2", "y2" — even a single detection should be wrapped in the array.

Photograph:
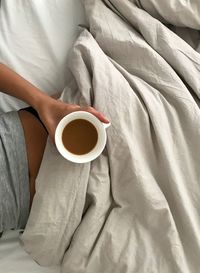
[{"x1": 22, "y1": 1, "x2": 200, "y2": 272}]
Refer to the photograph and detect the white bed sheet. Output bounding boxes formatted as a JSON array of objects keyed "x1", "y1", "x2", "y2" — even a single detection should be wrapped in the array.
[
  {"x1": 0, "y1": 0, "x2": 86, "y2": 272},
  {"x1": 0, "y1": 231, "x2": 59, "y2": 273},
  {"x1": 0, "y1": 0, "x2": 86, "y2": 112}
]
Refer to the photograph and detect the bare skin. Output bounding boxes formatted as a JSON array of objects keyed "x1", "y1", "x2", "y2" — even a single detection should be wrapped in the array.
[
  {"x1": 0, "y1": 63, "x2": 110, "y2": 210},
  {"x1": 18, "y1": 110, "x2": 48, "y2": 209}
]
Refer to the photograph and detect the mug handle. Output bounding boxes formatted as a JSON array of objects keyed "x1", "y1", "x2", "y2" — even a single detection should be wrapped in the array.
[{"x1": 103, "y1": 122, "x2": 111, "y2": 129}]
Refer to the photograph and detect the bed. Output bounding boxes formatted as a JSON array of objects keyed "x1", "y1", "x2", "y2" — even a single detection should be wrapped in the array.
[
  {"x1": 1, "y1": 0, "x2": 200, "y2": 273},
  {"x1": 20, "y1": 0, "x2": 200, "y2": 273},
  {"x1": 0, "y1": 0, "x2": 86, "y2": 272}
]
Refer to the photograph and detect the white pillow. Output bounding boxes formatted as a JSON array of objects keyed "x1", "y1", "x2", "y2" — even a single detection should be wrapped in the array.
[{"x1": 0, "y1": 0, "x2": 86, "y2": 112}]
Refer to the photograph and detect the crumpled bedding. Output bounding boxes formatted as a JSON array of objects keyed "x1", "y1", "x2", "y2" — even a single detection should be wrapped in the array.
[{"x1": 21, "y1": 1, "x2": 200, "y2": 272}]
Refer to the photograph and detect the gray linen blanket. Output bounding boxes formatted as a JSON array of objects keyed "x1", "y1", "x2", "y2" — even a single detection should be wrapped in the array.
[{"x1": 21, "y1": 1, "x2": 200, "y2": 272}]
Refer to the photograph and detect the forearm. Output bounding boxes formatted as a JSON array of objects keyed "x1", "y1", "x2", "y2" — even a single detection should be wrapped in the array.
[{"x1": 0, "y1": 63, "x2": 52, "y2": 110}]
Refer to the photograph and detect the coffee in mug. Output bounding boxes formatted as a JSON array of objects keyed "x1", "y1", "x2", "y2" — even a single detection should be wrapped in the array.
[
  {"x1": 62, "y1": 119, "x2": 98, "y2": 155},
  {"x1": 55, "y1": 111, "x2": 110, "y2": 163}
]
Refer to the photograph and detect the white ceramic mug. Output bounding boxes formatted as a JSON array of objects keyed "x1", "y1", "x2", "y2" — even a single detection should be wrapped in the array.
[{"x1": 55, "y1": 111, "x2": 110, "y2": 163}]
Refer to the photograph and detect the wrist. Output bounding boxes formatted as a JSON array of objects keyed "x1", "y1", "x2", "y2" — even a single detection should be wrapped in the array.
[
  {"x1": 28, "y1": 87, "x2": 52, "y2": 111},
  {"x1": 34, "y1": 91, "x2": 55, "y2": 114}
]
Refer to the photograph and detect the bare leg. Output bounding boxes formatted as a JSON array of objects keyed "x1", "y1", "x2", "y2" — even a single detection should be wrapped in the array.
[{"x1": 18, "y1": 110, "x2": 48, "y2": 209}]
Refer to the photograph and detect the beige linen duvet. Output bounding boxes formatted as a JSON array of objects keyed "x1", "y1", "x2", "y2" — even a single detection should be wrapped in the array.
[{"x1": 21, "y1": 1, "x2": 200, "y2": 272}]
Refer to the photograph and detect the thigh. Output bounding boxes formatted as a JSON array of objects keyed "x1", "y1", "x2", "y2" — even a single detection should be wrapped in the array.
[{"x1": 18, "y1": 110, "x2": 48, "y2": 205}]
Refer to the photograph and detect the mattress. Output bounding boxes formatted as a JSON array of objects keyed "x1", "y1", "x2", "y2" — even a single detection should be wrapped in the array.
[{"x1": 0, "y1": 0, "x2": 86, "y2": 272}]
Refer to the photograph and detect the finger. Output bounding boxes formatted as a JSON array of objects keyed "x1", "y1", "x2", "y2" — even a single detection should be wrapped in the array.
[
  {"x1": 66, "y1": 104, "x2": 81, "y2": 113},
  {"x1": 84, "y1": 107, "x2": 110, "y2": 123}
]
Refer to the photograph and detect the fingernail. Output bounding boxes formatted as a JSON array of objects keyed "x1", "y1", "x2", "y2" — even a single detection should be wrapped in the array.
[{"x1": 99, "y1": 113, "x2": 109, "y2": 123}]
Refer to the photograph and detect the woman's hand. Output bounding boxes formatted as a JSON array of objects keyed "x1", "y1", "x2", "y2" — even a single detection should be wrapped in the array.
[
  {"x1": 0, "y1": 64, "x2": 109, "y2": 140},
  {"x1": 36, "y1": 97, "x2": 110, "y2": 142}
]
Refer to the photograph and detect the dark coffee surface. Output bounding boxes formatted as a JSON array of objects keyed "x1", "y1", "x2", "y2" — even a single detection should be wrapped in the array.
[{"x1": 62, "y1": 119, "x2": 98, "y2": 155}]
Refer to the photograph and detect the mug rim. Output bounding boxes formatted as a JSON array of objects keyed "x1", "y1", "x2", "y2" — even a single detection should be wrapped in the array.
[{"x1": 55, "y1": 111, "x2": 107, "y2": 163}]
